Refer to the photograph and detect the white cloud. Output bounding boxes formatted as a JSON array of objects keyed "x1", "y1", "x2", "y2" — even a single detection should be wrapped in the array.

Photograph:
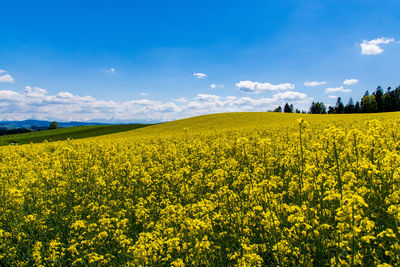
[
  {"x1": 192, "y1": 72, "x2": 207, "y2": 79},
  {"x1": 140, "y1": 92, "x2": 148, "y2": 96},
  {"x1": 329, "y1": 95, "x2": 338, "y2": 99},
  {"x1": 107, "y1": 68, "x2": 116, "y2": 73},
  {"x1": 0, "y1": 74, "x2": 14, "y2": 83},
  {"x1": 361, "y1": 38, "x2": 395, "y2": 55},
  {"x1": 236, "y1": 80, "x2": 295, "y2": 94},
  {"x1": 343, "y1": 78, "x2": 358, "y2": 85},
  {"x1": 210, "y1": 83, "x2": 224, "y2": 89},
  {"x1": 174, "y1": 97, "x2": 188, "y2": 103},
  {"x1": 0, "y1": 90, "x2": 19, "y2": 100},
  {"x1": 0, "y1": 86, "x2": 311, "y2": 122},
  {"x1": 273, "y1": 91, "x2": 307, "y2": 100},
  {"x1": 0, "y1": 70, "x2": 6, "y2": 74},
  {"x1": 195, "y1": 94, "x2": 220, "y2": 102},
  {"x1": 304, "y1": 81, "x2": 328, "y2": 87},
  {"x1": 24, "y1": 86, "x2": 47, "y2": 96},
  {"x1": 325, "y1": 86, "x2": 351, "y2": 93}
]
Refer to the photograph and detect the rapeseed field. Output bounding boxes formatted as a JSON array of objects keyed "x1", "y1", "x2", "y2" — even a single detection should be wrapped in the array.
[{"x1": 1, "y1": 112, "x2": 400, "y2": 266}]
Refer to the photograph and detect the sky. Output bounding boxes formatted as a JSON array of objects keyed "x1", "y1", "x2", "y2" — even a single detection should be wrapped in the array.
[{"x1": 0, "y1": 0, "x2": 399, "y2": 122}]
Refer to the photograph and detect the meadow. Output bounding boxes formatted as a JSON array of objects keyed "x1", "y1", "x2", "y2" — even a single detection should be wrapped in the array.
[
  {"x1": 0, "y1": 124, "x2": 151, "y2": 146},
  {"x1": 1, "y1": 112, "x2": 400, "y2": 266}
]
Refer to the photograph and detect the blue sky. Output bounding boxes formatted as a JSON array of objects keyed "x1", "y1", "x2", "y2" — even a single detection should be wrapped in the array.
[{"x1": 0, "y1": 0, "x2": 399, "y2": 122}]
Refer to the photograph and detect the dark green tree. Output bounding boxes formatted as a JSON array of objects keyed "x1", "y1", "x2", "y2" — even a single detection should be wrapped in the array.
[
  {"x1": 309, "y1": 102, "x2": 326, "y2": 114},
  {"x1": 393, "y1": 86, "x2": 400, "y2": 111},
  {"x1": 381, "y1": 87, "x2": 392, "y2": 112},
  {"x1": 361, "y1": 95, "x2": 378, "y2": 113},
  {"x1": 273, "y1": 106, "x2": 282, "y2": 112},
  {"x1": 389, "y1": 88, "x2": 397, "y2": 111},
  {"x1": 327, "y1": 106, "x2": 335, "y2": 114},
  {"x1": 335, "y1": 97, "x2": 344, "y2": 114},
  {"x1": 344, "y1": 98, "x2": 355, "y2": 113},
  {"x1": 284, "y1": 103, "x2": 293, "y2": 113},
  {"x1": 373, "y1": 86, "x2": 383, "y2": 112},
  {"x1": 48, "y1": 121, "x2": 59, "y2": 130},
  {"x1": 354, "y1": 101, "x2": 361, "y2": 113}
]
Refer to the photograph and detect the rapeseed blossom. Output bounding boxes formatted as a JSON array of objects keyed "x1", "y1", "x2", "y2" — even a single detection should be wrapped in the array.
[{"x1": 1, "y1": 112, "x2": 400, "y2": 265}]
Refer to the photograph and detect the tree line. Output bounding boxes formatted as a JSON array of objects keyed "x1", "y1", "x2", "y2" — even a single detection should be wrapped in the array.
[
  {"x1": 0, "y1": 121, "x2": 60, "y2": 137},
  {"x1": 0, "y1": 127, "x2": 33, "y2": 136},
  {"x1": 273, "y1": 85, "x2": 400, "y2": 114}
]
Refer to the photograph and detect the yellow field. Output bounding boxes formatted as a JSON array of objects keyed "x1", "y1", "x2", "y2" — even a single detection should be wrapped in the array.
[{"x1": 1, "y1": 112, "x2": 400, "y2": 266}]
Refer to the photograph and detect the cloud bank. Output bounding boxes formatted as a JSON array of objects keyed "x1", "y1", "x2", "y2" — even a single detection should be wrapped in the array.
[{"x1": 0, "y1": 86, "x2": 310, "y2": 122}]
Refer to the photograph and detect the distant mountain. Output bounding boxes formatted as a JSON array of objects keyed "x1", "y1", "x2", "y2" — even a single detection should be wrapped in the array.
[{"x1": 0, "y1": 120, "x2": 109, "y2": 129}]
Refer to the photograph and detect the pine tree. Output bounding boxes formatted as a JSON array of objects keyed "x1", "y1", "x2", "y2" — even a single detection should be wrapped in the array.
[
  {"x1": 335, "y1": 97, "x2": 344, "y2": 114},
  {"x1": 354, "y1": 101, "x2": 361, "y2": 113},
  {"x1": 284, "y1": 103, "x2": 293, "y2": 113},
  {"x1": 374, "y1": 86, "x2": 383, "y2": 112},
  {"x1": 344, "y1": 98, "x2": 355, "y2": 113}
]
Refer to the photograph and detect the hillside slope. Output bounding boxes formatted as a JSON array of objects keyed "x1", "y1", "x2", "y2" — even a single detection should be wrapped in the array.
[
  {"x1": 4, "y1": 112, "x2": 400, "y2": 145},
  {"x1": 92, "y1": 111, "x2": 400, "y2": 141},
  {"x1": 0, "y1": 124, "x2": 151, "y2": 145}
]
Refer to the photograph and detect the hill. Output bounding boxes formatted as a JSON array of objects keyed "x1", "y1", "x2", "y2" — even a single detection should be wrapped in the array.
[
  {"x1": 91, "y1": 111, "x2": 400, "y2": 141},
  {"x1": 3, "y1": 112, "x2": 399, "y2": 145},
  {"x1": 0, "y1": 124, "x2": 152, "y2": 145}
]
